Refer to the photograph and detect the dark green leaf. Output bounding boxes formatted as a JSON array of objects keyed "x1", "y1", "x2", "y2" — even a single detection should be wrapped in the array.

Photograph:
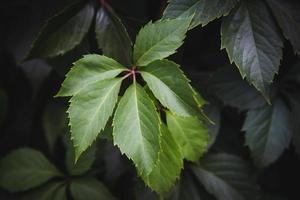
[
  {"x1": 192, "y1": 153, "x2": 259, "y2": 200},
  {"x1": 133, "y1": 17, "x2": 192, "y2": 66},
  {"x1": 70, "y1": 177, "x2": 115, "y2": 200},
  {"x1": 0, "y1": 148, "x2": 62, "y2": 192},
  {"x1": 208, "y1": 67, "x2": 266, "y2": 110},
  {"x1": 221, "y1": 0, "x2": 283, "y2": 99},
  {"x1": 266, "y1": 0, "x2": 300, "y2": 55},
  {"x1": 163, "y1": 0, "x2": 239, "y2": 29},
  {"x1": 113, "y1": 82, "x2": 161, "y2": 176},
  {"x1": 26, "y1": 1, "x2": 94, "y2": 59},
  {"x1": 22, "y1": 182, "x2": 67, "y2": 200},
  {"x1": 242, "y1": 98, "x2": 292, "y2": 167},
  {"x1": 95, "y1": 6, "x2": 132, "y2": 66}
]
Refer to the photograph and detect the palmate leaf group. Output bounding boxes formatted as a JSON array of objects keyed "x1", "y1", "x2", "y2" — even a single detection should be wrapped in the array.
[{"x1": 56, "y1": 16, "x2": 209, "y2": 195}]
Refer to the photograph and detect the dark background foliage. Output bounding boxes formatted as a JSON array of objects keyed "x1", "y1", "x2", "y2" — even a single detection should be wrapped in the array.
[{"x1": 0, "y1": 0, "x2": 299, "y2": 199}]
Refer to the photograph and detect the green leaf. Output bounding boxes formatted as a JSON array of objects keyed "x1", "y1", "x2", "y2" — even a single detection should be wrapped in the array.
[
  {"x1": 56, "y1": 54, "x2": 127, "y2": 97},
  {"x1": 65, "y1": 141, "x2": 96, "y2": 176},
  {"x1": 70, "y1": 177, "x2": 115, "y2": 200},
  {"x1": 208, "y1": 67, "x2": 266, "y2": 110},
  {"x1": 113, "y1": 82, "x2": 161, "y2": 176},
  {"x1": 191, "y1": 153, "x2": 259, "y2": 200},
  {"x1": 26, "y1": 1, "x2": 94, "y2": 59},
  {"x1": 68, "y1": 78, "x2": 123, "y2": 160},
  {"x1": 266, "y1": 0, "x2": 300, "y2": 55},
  {"x1": 0, "y1": 148, "x2": 62, "y2": 192},
  {"x1": 140, "y1": 59, "x2": 200, "y2": 117},
  {"x1": 22, "y1": 182, "x2": 67, "y2": 200},
  {"x1": 95, "y1": 7, "x2": 132, "y2": 66},
  {"x1": 141, "y1": 124, "x2": 183, "y2": 195},
  {"x1": 163, "y1": 0, "x2": 239, "y2": 29},
  {"x1": 242, "y1": 98, "x2": 292, "y2": 167},
  {"x1": 42, "y1": 100, "x2": 68, "y2": 153},
  {"x1": 133, "y1": 17, "x2": 192, "y2": 66},
  {"x1": 221, "y1": 0, "x2": 283, "y2": 99},
  {"x1": 166, "y1": 112, "x2": 208, "y2": 161}
]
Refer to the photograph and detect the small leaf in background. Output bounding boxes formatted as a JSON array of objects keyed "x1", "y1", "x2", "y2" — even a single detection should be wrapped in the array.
[
  {"x1": 0, "y1": 89, "x2": 7, "y2": 127},
  {"x1": 22, "y1": 182, "x2": 67, "y2": 200},
  {"x1": 141, "y1": 59, "x2": 200, "y2": 117},
  {"x1": 68, "y1": 78, "x2": 123, "y2": 160},
  {"x1": 95, "y1": 6, "x2": 132, "y2": 66},
  {"x1": 221, "y1": 0, "x2": 283, "y2": 99},
  {"x1": 26, "y1": 1, "x2": 94, "y2": 59},
  {"x1": 113, "y1": 82, "x2": 160, "y2": 176},
  {"x1": 141, "y1": 124, "x2": 183, "y2": 195},
  {"x1": 56, "y1": 55, "x2": 127, "y2": 97},
  {"x1": 133, "y1": 16, "x2": 192, "y2": 66},
  {"x1": 208, "y1": 67, "x2": 266, "y2": 111},
  {"x1": 266, "y1": 0, "x2": 300, "y2": 55},
  {"x1": 0, "y1": 148, "x2": 62, "y2": 192},
  {"x1": 65, "y1": 141, "x2": 96, "y2": 176},
  {"x1": 191, "y1": 153, "x2": 259, "y2": 200},
  {"x1": 166, "y1": 112, "x2": 208, "y2": 161},
  {"x1": 70, "y1": 177, "x2": 115, "y2": 200},
  {"x1": 163, "y1": 0, "x2": 239, "y2": 29},
  {"x1": 42, "y1": 99, "x2": 68, "y2": 153},
  {"x1": 243, "y1": 98, "x2": 292, "y2": 167}
]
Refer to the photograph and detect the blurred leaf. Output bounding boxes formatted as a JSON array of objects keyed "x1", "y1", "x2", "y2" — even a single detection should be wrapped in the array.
[
  {"x1": 26, "y1": 1, "x2": 94, "y2": 59},
  {"x1": 95, "y1": 6, "x2": 132, "y2": 66},
  {"x1": 22, "y1": 182, "x2": 67, "y2": 200},
  {"x1": 203, "y1": 102, "x2": 221, "y2": 148},
  {"x1": 0, "y1": 89, "x2": 7, "y2": 127},
  {"x1": 42, "y1": 99, "x2": 68, "y2": 153},
  {"x1": 163, "y1": 0, "x2": 239, "y2": 29},
  {"x1": 0, "y1": 148, "x2": 62, "y2": 192},
  {"x1": 191, "y1": 153, "x2": 259, "y2": 200},
  {"x1": 243, "y1": 98, "x2": 292, "y2": 167},
  {"x1": 70, "y1": 177, "x2": 115, "y2": 200},
  {"x1": 208, "y1": 67, "x2": 266, "y2": 110},
  {"x1": 141, "y1": 124, "x2": 183, "y2": 195},
  {"x1": 221, "y1": 0, "x2": 283, "y2": 100},
  {"x1": 65, "y1": 141, "x2": 96, "y2": 176},
  {"x1": 166, "y1": 112, "x2": 208, "y2": 161},
  {"x1": 133, "y1": 17, "x2": 192, "y2": 66},
  {"x1": 266, "y1": 0, "x2": 300, "y2": 55}
]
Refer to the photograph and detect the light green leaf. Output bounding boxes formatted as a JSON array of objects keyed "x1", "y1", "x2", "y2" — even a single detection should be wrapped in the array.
[
  {"x1": 42, "y1": 100, "x2": 68, "y2": 153},
  {"x1": 192, "y1": 153, "x2": 259, "y2": 200},
  {"x1": 113, "y1": 82, "x2": 161, "y2": 176},
  {"x1": 70, "y1": 177, "x2": 115, "y2": 200},
  {"x1": 163, "y1": 0, "x2": 239, "y2": 29},
  {"x1": 133, "y1": 17, "x2": 192, "y2": 66},
  {"x1": 65, "y1": 141, "x2": 96, "y2": 176},
  {"x1": 95, "y1": 7, "x2": 132, "y2": 66},
  {"x1": 141, "y1": 124, "x2": 183, "y2": 195},
  {"x1": 242, "y1": 98, "x2": 292, "y2": 167},
  {"x1": 266, "y1": 0, "x2": 300, "y2": 55},
  {"x1": 0, "y1": 148, "x2": 62, "y2": 192},
  {"x1": 208, "y1": 67, "x2": 266, "y2": 110},
  {"x1": 221, "y1": 0, "x2": 283, "y2": 99},
  {"x1": 140, "y1": 59, "x2": 200, "y2": 117},
  {"x1": 166, "y1": 112, "x2": 208, "y2": 161},
  {"x1": 68, "y1": 78, "x2": 122, "y2": 160},
  {"x1": 26, "y1": 1, "x2": 94, "y2": 59},
  {"x1": 56, "y1": 54, "x2": 127, "y2": 97},
  {"x1": 22, "y1": 182, "x2": 67, "y2": 200}
]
